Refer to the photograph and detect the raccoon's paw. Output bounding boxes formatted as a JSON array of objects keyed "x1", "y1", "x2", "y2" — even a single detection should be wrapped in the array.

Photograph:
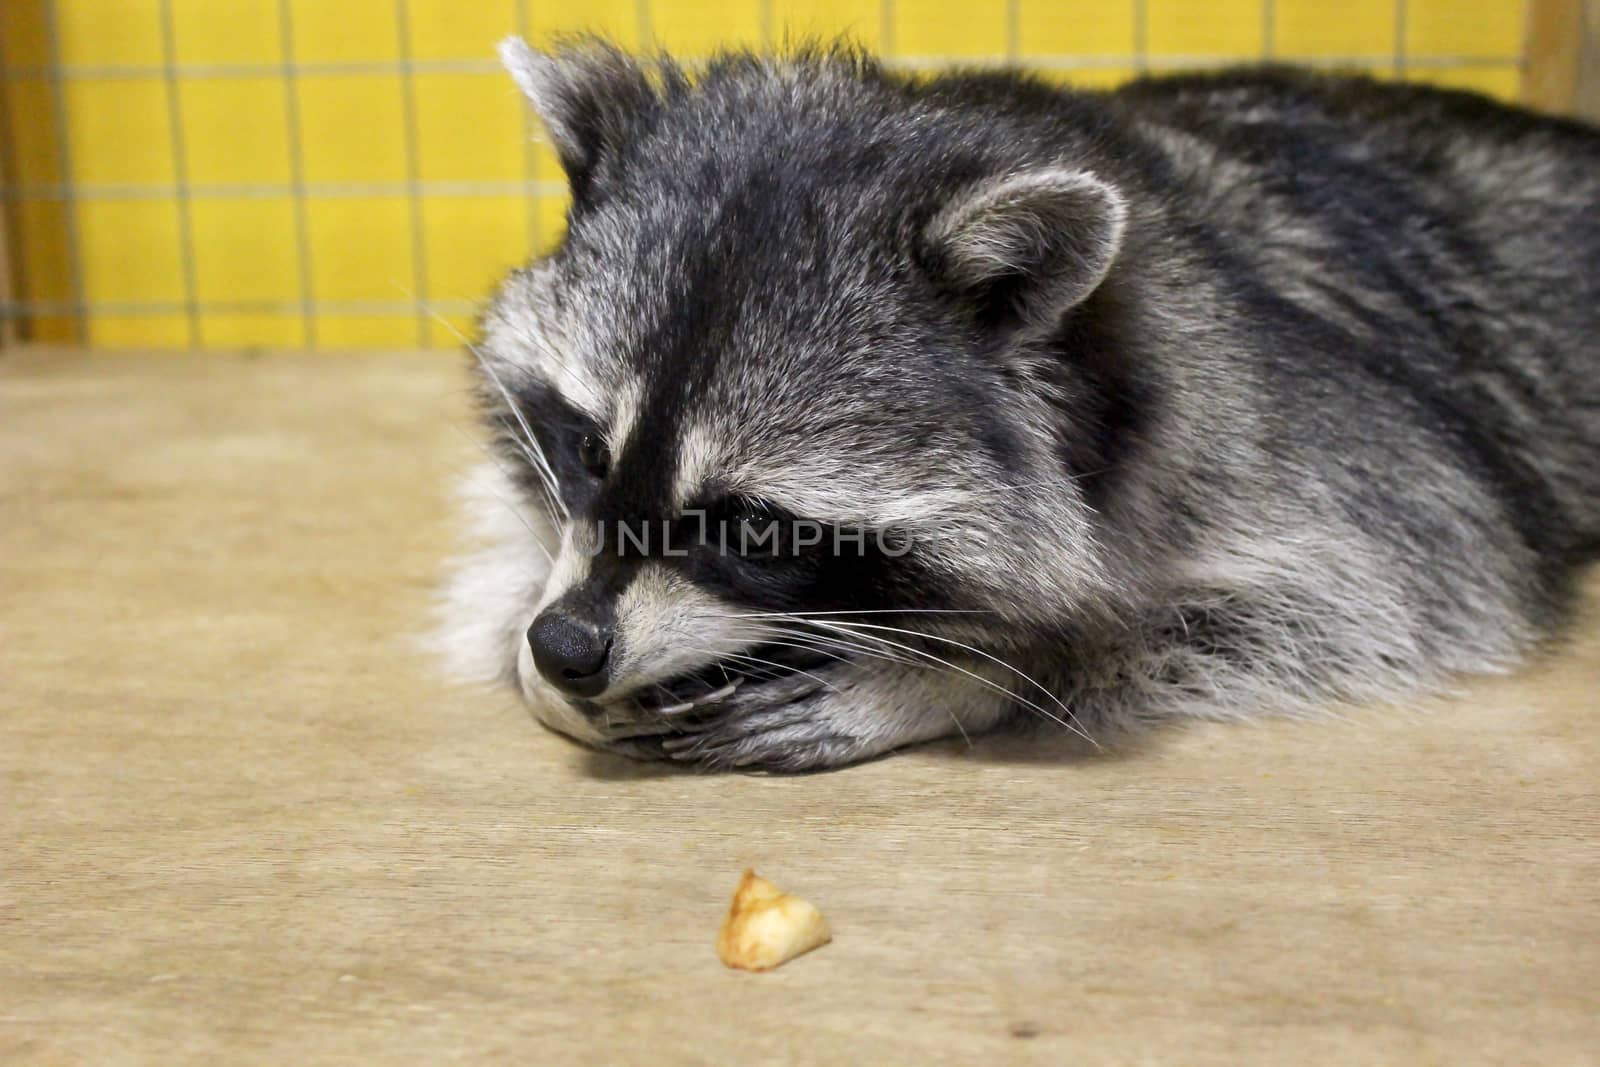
[
  {"x1": 656, "y1": 693, "x2": 864, "y2": 772},
  {"x1": 654, "y1": 665, "x2": 1007, "y2": 772}
]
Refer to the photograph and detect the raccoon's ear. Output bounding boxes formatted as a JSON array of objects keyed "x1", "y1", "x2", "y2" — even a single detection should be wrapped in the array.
[
  {"x1": 498, "y1": 36, "x2": 655, "y2": 199},
  {"x1": 925, "y1": 168, "x2": 1127, "y2": 335}
]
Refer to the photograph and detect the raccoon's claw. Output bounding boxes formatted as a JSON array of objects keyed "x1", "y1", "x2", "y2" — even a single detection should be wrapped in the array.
[
  {"x1": 636, "y1": 674, "x2": 743, "y2": 717},
  {"x1": 657, "y1": 711, "x2": 726, "y2": 735}
]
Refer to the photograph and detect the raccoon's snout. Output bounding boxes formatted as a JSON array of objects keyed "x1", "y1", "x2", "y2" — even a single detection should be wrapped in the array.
[{"x1": 526, "y1": 611, "x2": 613, "y2": 698}]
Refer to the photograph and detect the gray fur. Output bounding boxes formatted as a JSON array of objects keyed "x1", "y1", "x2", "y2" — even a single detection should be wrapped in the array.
[{"x1": 438, "y1": 40, "x2": 1600, "y2": 771}]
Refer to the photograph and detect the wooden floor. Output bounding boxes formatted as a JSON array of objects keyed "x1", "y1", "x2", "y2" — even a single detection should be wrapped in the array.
[{"x1": 3, "y1": 348, "x2": 1597, "y2": 1064}]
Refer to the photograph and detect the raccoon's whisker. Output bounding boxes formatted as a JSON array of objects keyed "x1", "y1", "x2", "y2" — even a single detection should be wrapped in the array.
[
  {"x1": 427, "y1": 306, "x2": 569, "y2": 521},
  {"x1": 710, "y1": 615, "x2": 925, "y2": 669},
  {"x1": 410, "y1": 300, "x2": 544, "y2": 443},
  {"x1": 740, "y1": 627, "x2": 974, "y2": 749},
  {"x1": 412, "y1": 297, "x2": 591, "y2": 515},
  {"x1": 703, "y1": 633, "x2": 902, "y2": 683},
  {"x1": 491, "y1": 413, "x2": 567, "y2": 521},
  {"x1": 719, "y1": 652, "x2": 838, "y2": 694},
  {"x1": 749, "y1": 626, "x2": 924, "y2": 670},
  {"x1": 741, "y1": 614, "x2": 1081, "y2": 742},
  {"x1": 449, "y1": 425, "x2": 557, "y2": 566},
  {"x1": 683, "y1": 645, "x2": 838, "y2": 694},
  {"x1": 822, "y1": 619, "x2": 1094, "y2": 743},
  {"x1": 714, "y1": 608, "x2": 995, "y2": 619},
  {"x1": 469, "y1": 471, "x2": 556, "y2": 567},
  {"x1": 412, "y1": 282, "x2": 592, "y2": 403},
  {"x1": 726, "y1": 614, "x2": 1005, "y2": 676},
  {"x1": 813, "y1": 623, "x2": 1081, "y2": 743},
  {"x1": 703, "y1": 635, "x2": 855, "y2": 668},
  {"x1": 725, "y1": 615, "x2": 940, "y2": 671},
  {"x1": 480, "y1": 369, "x2": 565, "y2": 515},
  {"x1": 488, "y1": 410, "x2": 564, "y2": 521},
  {"x1": 811, "y1": 620, "x2": 1097, "y2": 746},
  {"x1": 681, "y1": 650, "x2": 784, "y2": 685}
]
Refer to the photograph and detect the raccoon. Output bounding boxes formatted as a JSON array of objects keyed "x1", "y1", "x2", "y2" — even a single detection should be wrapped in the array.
[{"x1": 436, "y1": 37, "x2": 1600, "y2": 771}]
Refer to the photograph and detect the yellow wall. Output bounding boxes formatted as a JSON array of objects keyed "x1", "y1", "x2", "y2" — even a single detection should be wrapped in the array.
[{"x1": 0, "y1": 0, "x2": 1527, "y2": 351}]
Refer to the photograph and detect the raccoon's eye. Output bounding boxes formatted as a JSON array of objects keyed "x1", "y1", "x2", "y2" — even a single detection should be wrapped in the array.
[
  {"x1": 577, "y1": 432, "x2": 610, "y2": 478},
  {"x1": 729, "y1": 498, "x2": 775, "y2": 528},
  {"x1": 718, "y1": 497, "x2": 795, "y2": 558}
]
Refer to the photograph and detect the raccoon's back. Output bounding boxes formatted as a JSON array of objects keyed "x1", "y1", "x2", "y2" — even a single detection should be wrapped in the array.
[
  {"x1": 1110, "y1": 68, "x2": 1600, "y2": 324},
  {"x1": 1112, "y1": 68, "x2": 1600, "y2": 553}
]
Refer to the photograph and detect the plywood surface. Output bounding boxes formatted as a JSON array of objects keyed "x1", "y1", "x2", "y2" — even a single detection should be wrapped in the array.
[{"x1": 2, "y1": 349, "x2": 1597, "y2": 1064}]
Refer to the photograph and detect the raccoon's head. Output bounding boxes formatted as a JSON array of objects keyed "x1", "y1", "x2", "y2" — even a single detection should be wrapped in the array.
[{"x1": 463, "y1": 39, "x2": 1141, "y2": 769}]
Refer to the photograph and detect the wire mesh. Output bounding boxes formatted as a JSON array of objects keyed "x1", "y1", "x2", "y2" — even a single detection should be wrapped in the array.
[{"x1": 0, "y1": 0, "x2": 1529, "y2": 350}]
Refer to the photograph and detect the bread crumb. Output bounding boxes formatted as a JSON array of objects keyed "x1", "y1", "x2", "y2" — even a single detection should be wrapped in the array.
[{"x1": 716, "y1": 869, "x2": 832, "y2": 971}]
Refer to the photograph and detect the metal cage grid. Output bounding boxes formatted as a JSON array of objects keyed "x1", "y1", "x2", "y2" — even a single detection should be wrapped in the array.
[{"x1": 0, "y1": 0, "x2": 1528, "y2": 350}]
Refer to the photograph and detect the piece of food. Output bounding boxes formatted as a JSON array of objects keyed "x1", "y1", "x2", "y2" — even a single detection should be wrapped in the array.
[{"x1": 716, "y1": 869, "x2": 832, "y2": 971}]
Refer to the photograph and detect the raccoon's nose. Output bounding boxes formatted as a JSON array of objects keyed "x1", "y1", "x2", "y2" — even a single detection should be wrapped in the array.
[{"x1": 526, "y1": 611, "x2": 613, "y2": 698}]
